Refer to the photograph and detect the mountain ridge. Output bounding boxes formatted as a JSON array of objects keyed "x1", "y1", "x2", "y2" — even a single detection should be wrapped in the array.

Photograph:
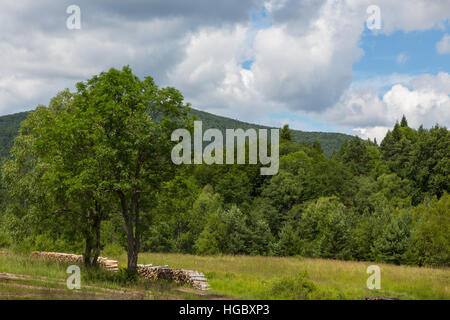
[{"x1": 0, "y1": 108, "x2": 353, "y2": 160}]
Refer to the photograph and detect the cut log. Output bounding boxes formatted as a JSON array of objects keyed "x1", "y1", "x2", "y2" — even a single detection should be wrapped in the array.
[
  {"x1": 30, "y1": 251, "x2": 210, "y2": 290},
  {"x1": 30, "y1": 251, "x2": 119, "y2": 272}
]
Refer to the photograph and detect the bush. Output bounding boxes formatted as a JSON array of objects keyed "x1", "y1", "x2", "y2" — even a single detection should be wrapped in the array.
[
  {"x1": 269, "y1": 271, "x2": 316, "y2": 300},
  {"x1": 102, "y1": 243, "x2": 126, "y2": 258},
  {"x1": 83, "y1": 267, "x2": 138, "y2": 286},
  {"x1": 0, "y1": 230, "x2": 11, "y2": 248},
  {"x1": 407, "y1": 193, "x2": 450, "y2": 266}
]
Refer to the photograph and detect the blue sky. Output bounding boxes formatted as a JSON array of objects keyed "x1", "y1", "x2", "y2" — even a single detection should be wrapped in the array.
[
  {"x1": 248, "y1": 6, "x2": 450, "y2": 139},
  {"x1": 355, "y1": 26, "x2": 449, "y2": 81}
]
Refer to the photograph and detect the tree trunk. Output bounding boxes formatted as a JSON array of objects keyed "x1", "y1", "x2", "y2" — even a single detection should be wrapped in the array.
[
  {"x1": 83, "y1": 206, "x2": 102, "y2": 268},
  {"x1": 84, "y1": 235, "x2": 94, "y2": 267},
  {"x1": 121, "y1": 192, "x2": 140, "y2": 273},
  {"x1": 126, "y1": 231, "x2": 139, "y2": 272}
]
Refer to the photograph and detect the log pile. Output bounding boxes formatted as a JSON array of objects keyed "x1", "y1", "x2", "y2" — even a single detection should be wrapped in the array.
[
  {"x1": 29, "y1": 251, "x2": 210, "y2": 290},
  {"x1": 137, "y1": 264, "x2": 210, "y2": 291},
  {"x1": 97, "y1": 256, "x2": 120, "y2": 272},
  {"x1": 31, "y1": 251, "x2": 119, "y2": 272}
]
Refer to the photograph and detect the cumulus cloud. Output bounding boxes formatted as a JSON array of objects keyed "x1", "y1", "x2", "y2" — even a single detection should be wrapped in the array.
[
  {"x1": 169, "y1": 0, "x2": 365, "y2": 118},
  {"x1": 373, "y1": 0, "x2": 450, "y2": 34},
  {"x1": 167, "y1": 0, "x2": 449, "y2": 121},
  {"x1": 0, "y1": 0, "x2": 259, "y2": 115},
  {"x1": 327, "y1": 72, "x2": 450, "y2": 141}
]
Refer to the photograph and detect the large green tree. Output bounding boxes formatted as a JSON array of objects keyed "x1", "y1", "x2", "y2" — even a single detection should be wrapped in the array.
[
  {"x1": 71, "y1": 66, "x2": 191, "y2": 271},
  {"x1": 2, "y1": 90, "x2": 109, "y2": 265}
]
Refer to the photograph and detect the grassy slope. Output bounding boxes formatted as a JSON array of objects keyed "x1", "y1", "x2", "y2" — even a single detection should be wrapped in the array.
[
  {"x1": 1, "y1": 251, "x2": 448, "y2": 300},
  {"x1": 120, "y1": 253, "x2": 448, "y2": 300},
  {"x1": 0, "y1": 252, "x2": 211, "y2": 300}
]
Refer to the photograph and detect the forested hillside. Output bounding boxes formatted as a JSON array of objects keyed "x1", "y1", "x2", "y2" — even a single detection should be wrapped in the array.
[
  {"x1": 0, "y1": 67, "x2": 448, "y2": 271},
  {"x1": 0, "y1": 112, "x2": 28, "y2": 160},
  {"x1": 0, "y1": 108, "x2": 351, "y2": 161},
  {"x1": 189, "y1": 109, "x2": 352, "y2": 156}
]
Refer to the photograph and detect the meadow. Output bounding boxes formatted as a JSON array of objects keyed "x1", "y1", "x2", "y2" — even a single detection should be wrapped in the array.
[
  {"x1": 131, "y1": 253, "x2": 450, "y2": 300},
  {"x1": 0, "y1": 251, "x2": 208, "y2": 300},
  {"x1": 1, "y1": 249, "x2": 448, "y2": 300}
]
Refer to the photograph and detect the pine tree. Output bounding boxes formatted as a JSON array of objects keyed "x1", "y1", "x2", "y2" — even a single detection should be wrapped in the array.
[
  {"x1": 280, "y1": 124, "x2": 292, "y2": 141},
  {"x1": 400, "y1": 115, "x2": 408, "y2": 127}
]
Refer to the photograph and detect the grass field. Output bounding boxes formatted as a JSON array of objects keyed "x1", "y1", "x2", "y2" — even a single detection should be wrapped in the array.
[
  {"x1": 1, "y1": 250, "x2": 449, "y2": 300},
  {"x1": 129, "y1": 253, "x2": 450, "y2": 300},
  {"x1": 0, "y1": 251, "x2": 213, "y2": 300}
]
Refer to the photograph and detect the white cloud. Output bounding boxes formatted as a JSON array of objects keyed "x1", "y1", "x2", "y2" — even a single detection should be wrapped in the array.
[
  {"x1": 436, "y1": 34, "x2": 450, "y2": 54},
  {"x1": 169, "y1": 0, "x2": 365, "y2": 121},
  {"x1": 326, "y1": 72, "x2": 450, "y2": 141},
  {"x1": 167, "y1": 0, "x2": 449, "y2": 126},
  {"x1": 352, "y1": 126, "x2": 391, "y2": 143},
  {"x1": 373, "y1": 0, "x2": 450, "y2": 34}
]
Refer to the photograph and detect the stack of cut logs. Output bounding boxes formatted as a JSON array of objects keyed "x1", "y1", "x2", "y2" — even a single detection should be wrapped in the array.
[
  {"x1": 30, "y1": 251, "x2": 210, "y2": 290},
  {"x1": 97, "y1": 256, "x2": 120, "y2": 272},
  {"x1": 137, "y1": 264, "x2": 210, "y2": 290},
  {"x1": 31, "y1": 251, "x2": 119, "y2": 272}
]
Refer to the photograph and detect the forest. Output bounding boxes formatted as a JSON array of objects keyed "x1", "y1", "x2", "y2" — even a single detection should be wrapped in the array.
[{"x1": 0, "y1": 66, "x2": 448, "y2": 271}]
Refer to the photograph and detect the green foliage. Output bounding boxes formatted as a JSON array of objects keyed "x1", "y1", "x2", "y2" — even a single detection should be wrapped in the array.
[
  {"x1": 297, "y1": 197, "x2": 351, "y2": 259},
  {"x1": 195, "y1": 205, "x2": 271, "y2": 256},
  {"x1": 189, "y1": 109, "x2": 352, "y2": 157},
  {"x1": 269, "y1": 271, "x2": 317, "y2": 300},
  {"x1": 142, "y1": 221, "x2": 176, "y2": 253},
  {"x1": 280, "y1": 124, "x2": 292, "y2": 141},
  {"x1": 407, "y1": 193, "x2": 450, "y2": 266},
  {"x1": 274, "y1": 224, "x2": 301, "y2": 256},
  {"x1": 102, "y1": 243, "x2": 126, "y2": 258},
  {"x1": 194, "y1": 213, "x2": 224, "y2": 255},
  {"x1": 0, "y1": 69, "x2": 447, "y2": 269},
  {"x1": 0, "y1": 229, "x2": 11, "y2": 248},
  {"x1": 372, "y1": 211, "x2": 412, "y2": 265},
  {"x1": 0, "y1": 112, "x2": 28, "y2": 160}
]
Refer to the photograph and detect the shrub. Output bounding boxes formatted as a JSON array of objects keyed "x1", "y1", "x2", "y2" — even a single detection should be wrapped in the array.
[
  {"x1": 0, "y1": 230, "x2": 11, "y2": 248},
  {"x1": 269, "y1": 271, "x2": 316, "y2": 300},
  {"x1": 102, "y1": 243, "x2": 126, "y2": 258}
]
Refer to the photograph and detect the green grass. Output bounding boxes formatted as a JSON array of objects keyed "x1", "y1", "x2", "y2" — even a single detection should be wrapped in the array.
[
  {"x1": 110, "y1": 252, "x2": 448, "y2": 300},
  {"x1": 0, "y1": 251, "x2": 208, "y2": 300},
  {"x1": 1, "y1": 250, "x2": 449, "y2": 300}
]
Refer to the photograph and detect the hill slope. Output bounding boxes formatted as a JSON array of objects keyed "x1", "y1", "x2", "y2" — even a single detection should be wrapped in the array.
[
  {"x1": 0, "y1": 112, "x2": 29, "y2": 160},
  {"x1": 0, "y1": 109, "x2": 353, "y2": 160},
  {"x1": 190, "y1": 109, "x2": 353, "y2": 156}
]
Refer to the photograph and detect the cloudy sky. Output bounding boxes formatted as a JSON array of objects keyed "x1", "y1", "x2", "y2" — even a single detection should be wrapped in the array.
[{"x1": 0, "y1": 0, "x2": 449, "y2": 141}]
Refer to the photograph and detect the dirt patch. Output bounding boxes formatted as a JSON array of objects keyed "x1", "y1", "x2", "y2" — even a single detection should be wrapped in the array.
[
  {"x1": 176, "y1": 287, "x2": 231, "y2": 300},
  {"x1": 0, "y1": 272, "x2": 29, "y2": 281}
]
